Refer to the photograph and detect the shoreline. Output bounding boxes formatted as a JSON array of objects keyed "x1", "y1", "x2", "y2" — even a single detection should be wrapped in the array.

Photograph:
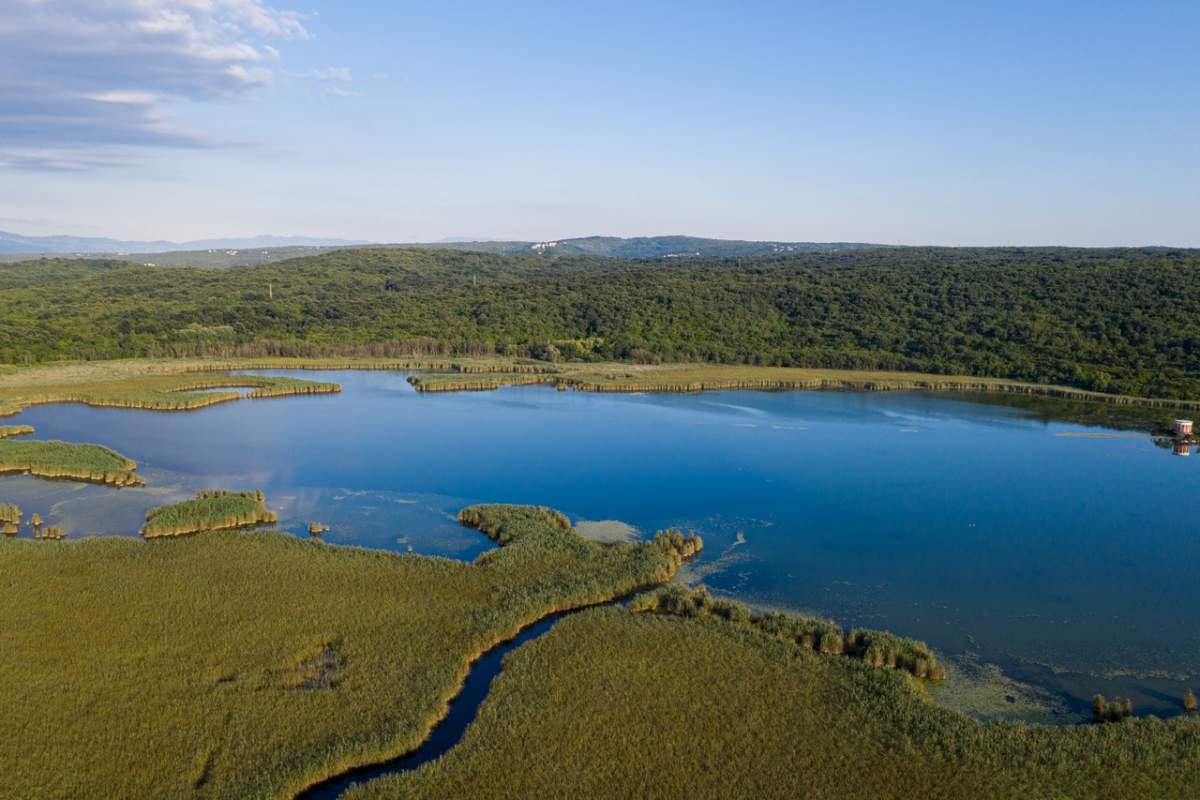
[{"x1": 1, "y1": 357, "x2": 1196, "y2": 420}]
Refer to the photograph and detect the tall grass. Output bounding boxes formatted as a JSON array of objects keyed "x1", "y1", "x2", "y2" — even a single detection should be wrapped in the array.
[
  {"x1": 408, "y1": 361, "x2": 1200, "y2": 415},
  {"x1": 0, "y1": 504, "x2": 696, "y2": 799},
  {"x1": 631, "y1": 585, "x2": 944, "y2": 679},
  {"x1": 0, "y1": 503, "x2": 19, "y2": 535},
  {"x1": 0, "y1": 362, "x2": 339, "y2": 420},
  {"x1": 0, "y1": 439, "x2": 142, "y2": 486},
  {"x1": 141, "y1": 490, "x2": 278, "y2": 538},
  {"x1": 349, "y1": 607, "x2": 1200, "y2": 800}
]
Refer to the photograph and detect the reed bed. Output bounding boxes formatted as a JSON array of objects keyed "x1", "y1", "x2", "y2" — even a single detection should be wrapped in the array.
[
  {"x1": 0, "y1": 425, "x2": 33, "y2": 438},
  {"x1": 0, "y1": 363, "x2": 341, "y2": 419},
  {"x1": 2, "y1": 357, "x2": 1193, "y2": 423},
  {"x1": 0, "y1": 504, "x2": 19, "y2": 535},
  {"x1": 0, "y1": 504, "x2": 697, "y2": 799},
  {"x1": 141, "y1": 490, "x2": 278, "y2": 538},
  {"x1": 0, "y1": 439, "x2": 142, "y2": 486},
  {"x1": 630, "y1": 585, "x2": 944, "y2": 680},
  {"x1": 409, "y1": 362, "x2": 1200, "y2": 413},
  {"x1": 351, "y1": 606, "x2": 1200, "y2": 800}
]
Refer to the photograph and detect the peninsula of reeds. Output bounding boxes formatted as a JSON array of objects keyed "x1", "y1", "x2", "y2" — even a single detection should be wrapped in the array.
[
  {"x1": 140, "y1": 490, "x2": 278, "y2": 538},
  {"x1": 0, "y1": 439, "x2": 142, "y2": 486},
  {"x1": 630, "y1": 585, "x2": 944, "y2": 680}
]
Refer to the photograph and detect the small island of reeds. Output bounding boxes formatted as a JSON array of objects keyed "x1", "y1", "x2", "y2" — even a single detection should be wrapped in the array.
[
  {"x1": 0, "y1": 439, "x2": 142, "y2": 486},
  {"x1": 0, "y1": 425, "x2": 33, "y2": 439},
  {"x1": 140, "y1": 490, "x2": 277, "y2": 538}
]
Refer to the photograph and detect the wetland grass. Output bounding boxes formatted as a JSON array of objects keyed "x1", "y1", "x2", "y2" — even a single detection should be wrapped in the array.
[
  {"x1": 0, "y1": 503, "x2": 19, "y2": 535},
  {"x1": 0, "y1": 424, "x2": 33, "y2": 438},
  {"x1": 141, "y1": 490, "x2": 278, "y2": 538},
  {"x1": 630, "y1": 585, "x2": 944, "y2": 679},
  {"x1": 36, "y1": 526, "x2": 65, "y2": 541},
  {"x1": 406, "y1": 361, "x2": 1200, "y2": 416},
  {"x1": 0, "y1": 439, "x2": 142, "y2": 486},
  {"x1": 0, "y1": 359, "x2": 340, "y2": 419},
  {"x1": 0, "y1": 504, "x2": 697, "y2": 799},
  {"x1": 350, "y1": 606, "x2": 1200, "y2": 800}
]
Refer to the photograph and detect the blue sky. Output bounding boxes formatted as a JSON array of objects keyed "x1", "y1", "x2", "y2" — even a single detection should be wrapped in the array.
[{"x1": 2, "y1": 1, "x2": 1197, "y2": 245}]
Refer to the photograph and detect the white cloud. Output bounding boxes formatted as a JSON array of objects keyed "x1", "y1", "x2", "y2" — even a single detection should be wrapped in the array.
[
  {"x1": 0, "y1": 0, "x2": 310, "y2": 170},
  {"x1": 321, "y1": 86, "x2": 362, "y2": 99},
  {"x1": 284, "y1": 66, "x2": 353, "y2": 82}
]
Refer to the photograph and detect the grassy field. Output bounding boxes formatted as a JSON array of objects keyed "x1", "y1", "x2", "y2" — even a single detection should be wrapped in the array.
[
  {"x1": 0, "y1": 438, "x2": 142, "y2": 485},
  {"x1": 0, "y1": 505, "x2": 698, "y2": 799},
  {"x1": 352, "y1": 606, "x2": 1200, "y2": 800},
  {"x1": 141, "y1": 490, "x2": 278, "y2": 538}
]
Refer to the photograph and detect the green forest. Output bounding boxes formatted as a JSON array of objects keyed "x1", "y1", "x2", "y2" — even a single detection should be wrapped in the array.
[{"x1": 2, "y1": 246, "x2": 1199, "y2": 398}]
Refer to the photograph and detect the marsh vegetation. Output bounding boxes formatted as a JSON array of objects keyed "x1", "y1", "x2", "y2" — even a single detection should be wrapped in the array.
[
  {"x1": 631, "y1": 586, "x2": 944, "y2": 680},
  {"x1": 141, "y1": 490, "x2": 278, "y2": 538},
  {"x1": 0, "y1": 503, "x2": 19, "y2": 535},
  {"x1": 349, "y1": 606, "x2": 1200, "y2": 800},
  {"x1": 0, "y1": 439, "x2": 142, "y2": 485},
  {"x1": 0, "y1": 504, "x2": 697, "y2": 799}
]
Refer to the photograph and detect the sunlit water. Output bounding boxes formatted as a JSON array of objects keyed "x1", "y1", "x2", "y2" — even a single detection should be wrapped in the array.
[{"x1": 4, "y1": 370, "x2": 1198, "y2": 718}]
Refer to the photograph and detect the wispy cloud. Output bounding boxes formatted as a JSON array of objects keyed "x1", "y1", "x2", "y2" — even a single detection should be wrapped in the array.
[
  {"x1": 0, "y1": 0, "x2": 309, "y2": 171},
  {"x1": 286, "y1": 66, "x2": 354, "y2": 82}
]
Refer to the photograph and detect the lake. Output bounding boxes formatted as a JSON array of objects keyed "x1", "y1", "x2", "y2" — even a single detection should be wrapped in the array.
[{"x1": 3, "y1": 370, "x2": 1197, "y2": 718}]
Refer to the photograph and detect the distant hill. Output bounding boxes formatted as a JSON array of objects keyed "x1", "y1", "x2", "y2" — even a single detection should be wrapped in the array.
[
  {"x1": 0, "y1": 232, "x2": 877, "y2": 267},
  {"x1": 0, "y1": 230, "x2": 370, "y2": 255},
  {"x1": 398, "y1": 235, "x2": 877, "y2": 258}
]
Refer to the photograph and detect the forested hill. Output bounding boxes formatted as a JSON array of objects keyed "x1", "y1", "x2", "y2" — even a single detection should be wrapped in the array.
[{"x1": 2, "y1": 246, "x2": 1199, "y2": 399}]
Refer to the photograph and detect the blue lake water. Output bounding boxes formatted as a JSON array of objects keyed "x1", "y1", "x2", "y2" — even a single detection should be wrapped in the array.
[{"x1": 3, "y1": 370, "x2": 1198, "y2": 718}]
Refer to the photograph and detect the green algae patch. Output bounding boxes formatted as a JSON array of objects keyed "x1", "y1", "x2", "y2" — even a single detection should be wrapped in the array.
[
  {"x1": 350, "y1": 606, "x2": 1200, "y2": 800},
  {"x1": 0, "y1": 504, "x2": 698, "y2": 799},
  {"x1": 0, "y1": 439, "x2": 142, "y2": 486},
  {"x1": 141, "y1": 490, "x2": 278, "y2": 538}
]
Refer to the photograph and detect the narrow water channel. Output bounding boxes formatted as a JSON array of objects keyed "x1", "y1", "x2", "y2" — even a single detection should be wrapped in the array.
[{"x1": 297, "y1": 613, "x2": 564, "y2": 799}]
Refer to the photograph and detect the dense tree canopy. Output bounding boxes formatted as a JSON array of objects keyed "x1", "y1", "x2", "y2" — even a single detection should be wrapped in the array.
[{"x1": 2, "y1": 246, "x2": 1199, "y2": 398}]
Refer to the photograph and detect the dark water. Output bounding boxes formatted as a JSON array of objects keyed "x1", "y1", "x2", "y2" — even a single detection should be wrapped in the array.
[
  {"x1": 298, "y1": 613, "x2": 562, "y2": 799},
  {"x1": 4, "y1": 370, "x2": 1198, "y2": 717}
]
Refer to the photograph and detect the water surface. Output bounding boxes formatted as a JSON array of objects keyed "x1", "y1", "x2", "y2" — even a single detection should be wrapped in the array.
[{"x1": 5, "y1": 370, "x2": 1197, "y2": 717}]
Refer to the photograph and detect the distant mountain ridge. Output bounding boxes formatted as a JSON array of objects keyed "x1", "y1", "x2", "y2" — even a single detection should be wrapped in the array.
[
  {"x1": 397, "y1": 235, "x2": 878, "y2": 258},
  {"x1": 0, "y1": 231, "x2": 879, "y2": 264},
  {"x1": 0, "y1": 230, "x2": 370, "y2": 255}
]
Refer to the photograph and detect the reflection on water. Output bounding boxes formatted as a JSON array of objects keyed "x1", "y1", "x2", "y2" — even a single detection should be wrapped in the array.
[{"x1": 3, "y1": 370, "x2": 1198, "y2": 718}]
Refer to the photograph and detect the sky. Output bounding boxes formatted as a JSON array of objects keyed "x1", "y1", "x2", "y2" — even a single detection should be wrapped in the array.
[{"x1": 1, "y1": 1, "x2": 1197, "y2": 246}]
